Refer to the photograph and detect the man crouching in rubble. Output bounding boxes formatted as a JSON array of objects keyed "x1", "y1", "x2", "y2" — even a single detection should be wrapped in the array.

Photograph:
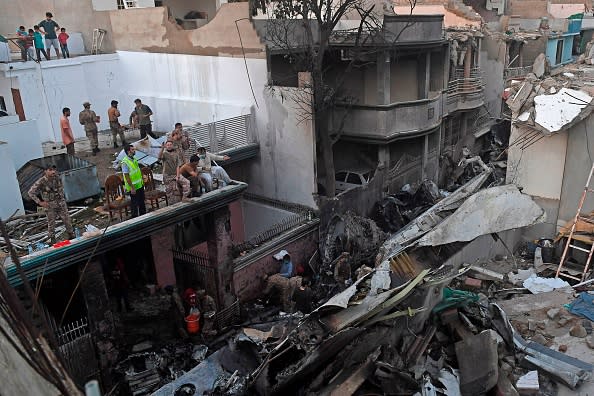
[{"x1": 263, "y1": 273, "x2": 302, "y2": 312}]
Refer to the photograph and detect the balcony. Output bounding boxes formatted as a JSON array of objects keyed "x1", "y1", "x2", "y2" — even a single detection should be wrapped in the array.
[
  {"x1": 445, "y1": 67, "x2": 484, "y2": 113},
  {"x1": 331, "y1": 94, "x2": 443, "y2": 143}
]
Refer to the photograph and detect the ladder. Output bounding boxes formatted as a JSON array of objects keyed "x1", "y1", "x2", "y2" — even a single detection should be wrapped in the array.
[
  {"x1": 556, "y1": 162, "x2": 594, "y2": 282},
  {"x1": 91, "y1": 29, "x2": 106, "y2": 55}
]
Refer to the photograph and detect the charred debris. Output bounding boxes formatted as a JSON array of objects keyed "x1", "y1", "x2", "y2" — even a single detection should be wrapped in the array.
[{"x1": 144, "y1": 149, "x2": 594, "y2": 396}]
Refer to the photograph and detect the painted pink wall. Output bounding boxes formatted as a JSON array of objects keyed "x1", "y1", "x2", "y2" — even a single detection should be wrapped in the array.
[
  {"x1": 233, "y1": 228, "x2": 319, "y2": 301},
  {"x1": 151, "y1": 225, "x2": 176, "y2": 287}
]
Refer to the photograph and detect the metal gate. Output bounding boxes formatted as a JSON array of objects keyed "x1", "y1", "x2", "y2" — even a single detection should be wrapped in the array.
[
  {"x1": 56, "y1": 317, "x2": 100, "y2": 387},
  {"x1": 172, "y1": 249, "x2": 219, "y2": 308}
]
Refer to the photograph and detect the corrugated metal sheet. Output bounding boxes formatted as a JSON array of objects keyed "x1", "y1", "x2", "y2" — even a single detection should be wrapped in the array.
[{"x1": 18, "y1": 154, "x2": 101, "y2": 203}]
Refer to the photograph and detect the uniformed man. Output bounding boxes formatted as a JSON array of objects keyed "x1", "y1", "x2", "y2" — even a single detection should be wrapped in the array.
[
  {"x1": 159, "y1": 140, "x2": 190, "y2": 203},
  {"x1": 196, "y1": 289, "x2": 217, "y2": 336},
  {"x1": 108, "y1": 100, "x2": 127, "y2": 149},
  {"x1": 121, "y1": 144, "x2": 146, "y2": 217},
  {"x1": 134, "y1": 98, "x2": 156, "y2": 139},
  {"x1": 28, "y1": 164, "x2": 74, "y2": 244},
  {"x1": 263, "y1": 274, "x2": 302, "y2": 312},
  {"x1": 79, "y1": 101, "x2": 100, "y2": 155}
]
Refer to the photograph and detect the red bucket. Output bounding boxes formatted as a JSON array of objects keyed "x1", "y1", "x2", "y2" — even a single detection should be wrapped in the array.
[{"x1": 185, "y1": 313, "x2": 201, "y2": 334}]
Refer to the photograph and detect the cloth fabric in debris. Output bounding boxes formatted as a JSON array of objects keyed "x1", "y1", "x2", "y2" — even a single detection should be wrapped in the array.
[
  {"x1": 522, "y1": 275, "x2": 570, "y2": 294},
  {"x1": 568, "y1": 292, "x2": 594, "y2": 321}
]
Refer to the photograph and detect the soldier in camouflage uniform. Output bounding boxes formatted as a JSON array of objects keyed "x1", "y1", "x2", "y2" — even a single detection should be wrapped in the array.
[
  {"x1": 79, "y1": 101, "x2": 100, "y2": 155},
  {"x1": 28, "y1": 164, "x2": 75, "y2": 243},
  {"x1": 263, "y1": 274, "x2": 302, "y2": 312}
]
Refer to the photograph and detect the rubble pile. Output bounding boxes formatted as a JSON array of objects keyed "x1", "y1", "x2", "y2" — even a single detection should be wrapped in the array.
[
  {"x1": 0, "y1": 206, "x2": 86, "y2": 252},
  {"x1": 505, "y1": 63, "x2": 594, "y2": 135}
]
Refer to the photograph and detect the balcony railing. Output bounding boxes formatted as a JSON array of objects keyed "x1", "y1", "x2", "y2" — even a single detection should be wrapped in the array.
[
  {"x1": 331, "y1": 94, "x2": 443, "y2": 142},
  {"x1": 445, "y1": 67, "x2": 484, "y2": 112},
  {"x1": 184, "y1": 114, "x2": 254, "y2": 155}
]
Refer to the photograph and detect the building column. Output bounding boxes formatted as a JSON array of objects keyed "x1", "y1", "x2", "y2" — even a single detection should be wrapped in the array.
[
  {"x1": 80, "y1": 260, "x2": 116, "y2": 389},
  {"x1": 423, "y1": 52, "x2": 431, "y2": 99},
  {"x1": 421, "y1": 134, "x2": 429, "y2": 180},
  {"x1": 377, "y1": 50, "x2": 391, "y2": 104},
  {"x1": 151, "y1": 226, "x2": 176, "y2": 287},
  {"x1": 377, "y1": 50, "x2": 391, "y2": 136},
  {"x1": 444, "y1": 45, "x2": 451, "y2": 89},
  {"x1": 206, "y1": 205, "x2": 236, "y2": 308}
]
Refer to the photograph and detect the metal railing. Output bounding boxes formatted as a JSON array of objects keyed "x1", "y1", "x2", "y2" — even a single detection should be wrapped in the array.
[
  {"x1": 172, "y1": 249, "x2": 220, "y2": 308},
  {"x1": 184, "y1": 114, "x2": 252, "y2": 155},
  {"x1": 447, "y1": 67, "x2": 484, "y2": 96},
  {"x1": 56, "y1": 317, "x2": 90, "y2": 345},
  {"x1": 232, "y1": 212, "x2": 310, "y2": 254}
]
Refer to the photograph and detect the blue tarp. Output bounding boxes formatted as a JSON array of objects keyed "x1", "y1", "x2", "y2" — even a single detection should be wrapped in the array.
[{"x1": 568, "y1": 292, "x2": 594, "y2": 321}]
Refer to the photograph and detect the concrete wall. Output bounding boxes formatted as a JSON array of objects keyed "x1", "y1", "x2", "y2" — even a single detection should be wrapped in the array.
[
  {"x1": 0, "y1": 0, "x2": 115, "y2": 54},
  {"x1": 559, "y1": 115, "x2": 594, "y2": 224},
  {"x1": 0, "y1": 142, "x2": 25, "y2": 218},
  {"x1": 2, "y1": 54, "x2": 123, "y2": 142},
  {"x1": 506, "y1": 125, "x2": 567, "y2": 200},
  {"x1": 480, "y1": 37, "x2": 505, "y2": 118},
  {"x1": 242, "y1": 200, "x2": 297, "y2": 240},
  {"x1": 249, "y1": 86, "x2": 318, "y2": 208},
  {"x1": 116, "y1": 51, "x2": 261, "y2": 131},
  {"x1": 391, "y1": 57, "x2": 419, "y2": 102},
  {"x1": 109, "y1": 3, "x2": 265, "y2": 57},
  {"x1": 0, "y1": 119, "x2": 43, "y2": 169}
]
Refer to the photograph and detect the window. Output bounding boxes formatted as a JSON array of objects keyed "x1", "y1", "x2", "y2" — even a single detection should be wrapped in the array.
[
  {"x1": 555, "y1": 40, "x2": 564, "y2": 65},
  {"x1": 117, "y1": 0, "x2": 138, "y2": 9},
  {"x1": 0, "y1": 96, "x2": 5, "y2": 111}
]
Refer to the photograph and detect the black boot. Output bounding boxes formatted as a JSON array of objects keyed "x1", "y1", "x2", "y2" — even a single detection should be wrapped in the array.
[{"x1": 113, "y1": 142, "x2": 118, "y2": 149}]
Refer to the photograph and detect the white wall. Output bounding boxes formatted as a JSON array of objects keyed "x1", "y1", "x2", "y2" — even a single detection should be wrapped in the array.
[
  {"x1": 3, "y1": 54, "x2": 123, "y2": 142},
  {"x1": 0, "y1": 142, "x2": 25, "y2": 219},
  {"x1": 117, "y1": 51, "x2": 260, "y2": 130},
  {"x1": 506, "y1": 125, "x2": 567, "y2": 200},
  {"x1": 0, "y1": 119, "x2": 43, "y2": 170},
  {"x1": 248, "y1": 86, "x2": 317, "y2": 208}
]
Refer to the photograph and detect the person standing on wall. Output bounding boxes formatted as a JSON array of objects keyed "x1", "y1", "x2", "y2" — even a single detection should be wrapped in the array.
[
  {"x1": 57, "y1": 27, "x2": 69, "y2": 59},
  {"x1": 60, "y1": 107, "x2": 75, "y2": 155},
  {"x1": 33, "y1": 25, "x2": 49, "y2": 62},
  {"x1": 134, "y1": 98, "x2": 156, "y2": 139},
  {"x1": 38, "y1": 12, "x2": 60, "y2": 60},
  {"x1": 108, "y1": 100, "x2": 127, "y2": 148},
  {"x1": 79, "y1": 101, "x2": 100, "y2": 155},
  {"x1": 121, "y1": 144, "x2": 146, "y2": 217},
  {"x1": 28, "y1": 164, "x2": 75, "y2": 244}
]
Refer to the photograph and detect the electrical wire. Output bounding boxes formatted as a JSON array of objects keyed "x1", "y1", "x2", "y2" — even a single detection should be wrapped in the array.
[{"x1": 235, "y1": 18, "x2": 259, "y2": 109}]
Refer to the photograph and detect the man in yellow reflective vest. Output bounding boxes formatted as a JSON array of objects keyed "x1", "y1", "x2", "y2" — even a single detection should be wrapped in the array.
[{"x1": 121, "y1": 144, "x2": 146, "y2": 217}]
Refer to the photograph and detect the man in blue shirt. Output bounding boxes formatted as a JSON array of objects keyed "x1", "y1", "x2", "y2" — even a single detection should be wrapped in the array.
[{"x1": 279, "y1": 254, "x2": 293, "y2": 278}]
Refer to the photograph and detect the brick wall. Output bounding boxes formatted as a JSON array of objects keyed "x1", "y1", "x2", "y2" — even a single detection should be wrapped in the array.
[{"x1": 233, "y1": 227, "x2": 319, "y2": 301}]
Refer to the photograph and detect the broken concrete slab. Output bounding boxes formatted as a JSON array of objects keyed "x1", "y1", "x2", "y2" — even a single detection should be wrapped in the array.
[
  {"x1": 417, "y1": 185, "x2": 545, "y2": 246},
  {"x1": 455, "y1": 330, "x2": 499, "y2": 395},
  {"x1": 516, "y1": 370, "x2": 539, "y2": 395},
  {"x1": 570, "y1": 324, "x2": 587, "y2": 338},
  {"x1": 532, "y1": 53, "x2": 546, "y2": 78}
]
